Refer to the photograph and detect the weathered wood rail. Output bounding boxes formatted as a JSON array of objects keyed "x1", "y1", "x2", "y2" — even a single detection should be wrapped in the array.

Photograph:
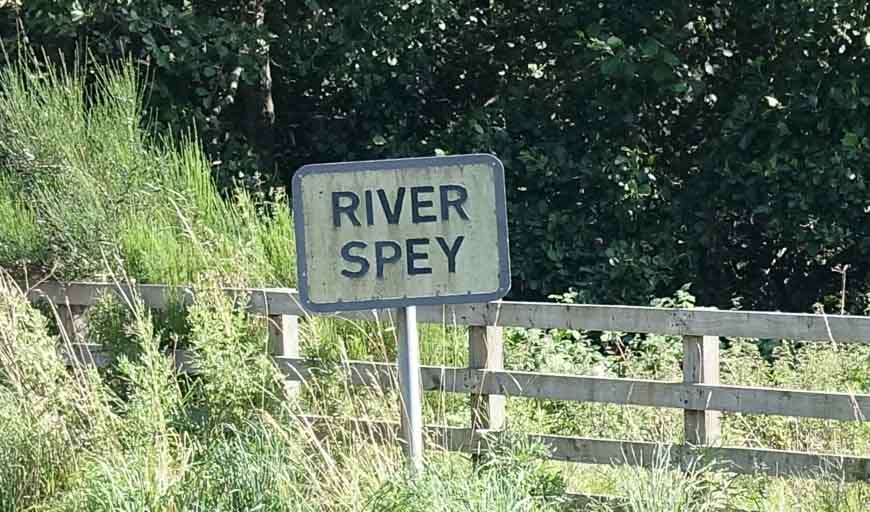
[{"x1": 26, "y1": 281, "x2": 870, "y2": 485}]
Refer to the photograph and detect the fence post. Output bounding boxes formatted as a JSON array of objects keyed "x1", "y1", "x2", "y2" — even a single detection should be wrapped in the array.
[
  {"x1": 57, "y1": 304, "x2": 86, "y2": 344},
  {"x1": 469, "y1": 325, "x2": 506, "y2": 436},
  {"x1": 682, "y1": 335, "x2": 721, "y2": 446},
  {"x1": 269, "y1": 314, "x2": 300, "y2": 399}
]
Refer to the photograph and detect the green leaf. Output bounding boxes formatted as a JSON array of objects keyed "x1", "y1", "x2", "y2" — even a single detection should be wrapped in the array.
[
  {"x1": 652, "y1": 64, "x2": 671, "y2": 82},
  {"x1": 606, "y1": 35, "x2": 624, "y2": 49},
  {"x1": 372, "y1": 135, "x2": 387, "y2": 146},
  {"x1": 640, "y1": 38, "x2": 660, "y2": 57},
  {"x1": 600, "y1": 58, "x2": 621, "y2": 76},
  {"x1": 662, "y1": 51, "x2": 680, "y2": 66},
  {"x1": 842, "y1": 132, "x2": 861, "y2": 148}
]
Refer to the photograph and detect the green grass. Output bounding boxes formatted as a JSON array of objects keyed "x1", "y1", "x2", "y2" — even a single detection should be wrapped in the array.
[{"x1": 0, "y1": 54, "x2": 295, "y2": 287}]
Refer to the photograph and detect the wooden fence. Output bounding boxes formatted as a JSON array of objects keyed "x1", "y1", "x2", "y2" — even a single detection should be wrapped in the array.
[{"x1": 26, "y1": 281, "x2": 870, "y2": 485}]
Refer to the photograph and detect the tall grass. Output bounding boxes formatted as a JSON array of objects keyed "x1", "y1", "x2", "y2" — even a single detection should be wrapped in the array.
[
  {"x1": 588, "y1": 448, "x2": 732, "y2": 512},
  {"x1": 0, "y1": 272, "x2": 572, "y2": 511},
  {"x1": 0, "y1": 276, "x2": 115, "y2": 511},
  {"x1": 0, "y1": 54, "x2": 295, "y2": 286}
]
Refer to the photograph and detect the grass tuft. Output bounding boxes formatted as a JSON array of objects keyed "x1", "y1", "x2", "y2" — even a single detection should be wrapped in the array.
[{"x1": 0, "y1": 54, "x2": 295, "y2": 286}]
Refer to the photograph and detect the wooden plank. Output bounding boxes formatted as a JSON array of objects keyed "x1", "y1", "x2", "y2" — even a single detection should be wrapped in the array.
[
  {"x1": 562, "y1": 493, "x2": 626, "y2": 511},
  {"x1": 62, "y1": 343, "x2": 112, "y2": 367},
  {"x1": 26, "y1": 281, "x2": 315, "y2": 318},
  {"x1": 430, "y1": 302, "x2": 870, "y2": 343},
  {"x1": 268, "y1": 314, "x2": 300, "y2": 398},
  {"x1": 469, "y1": 326, "x2": 506, "y2": 432},
  {"x1": 561, "y1": 493, "x2": 751, "y2": 512},
  {"x1": 293, "y1": 415, "x2": 480, "y2": 454},
  {"x1": 55, "y1": 304, "x2": 87, "y2": 344},
  {"x1": 443, "y1": 428, "x2": 870, "y2": 481},
  {"x1": 27, "y1": 281, "x2": 870, "y2": 342},
  {"x1": 707, "y1": 444, "x2": 870, "y2": 481},
  {"x1": 521, "y1": 434, "x2": 870, "y2": 481},
  {"x1": 62, "y1": 344, "x2": 196, "y2": 373},
  {"x1": 690, "y1": 383, "x2": 869, "y2": 422},
  {"x1": 683, "y1": 335, "x2": 721, "y2": 446},
  {"x1": 64, "y1": 352, "x2": 870, "y2": 423},
  {"x1": 293, "y1": 414, "x2": 400, "y2": 445},
  {"x1": 277, "y1": 358, "x2": 870, "y2": 422},
  {"x1": 27, "y1": 282, "x2": 191, "y2": 310},
  {"x1": 293, "y1": 416, "x2": 870, "y2": 481}
]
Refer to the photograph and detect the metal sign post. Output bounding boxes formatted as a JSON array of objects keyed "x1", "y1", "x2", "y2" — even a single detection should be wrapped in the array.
[
  {"x1": 395, "y1": 305, "x2": 424, "y2": 474},
  {"x1": 292, "y1": 154, "x2": 511, "y2": 475}
]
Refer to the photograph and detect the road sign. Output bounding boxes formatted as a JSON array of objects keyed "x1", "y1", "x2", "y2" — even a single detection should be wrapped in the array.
[
  {"x1": 292, "y1": 153, "x2": 511, "y2": 474},
  {"x1": 292, "y1": 153, "x2": 511, "y2": 312}
]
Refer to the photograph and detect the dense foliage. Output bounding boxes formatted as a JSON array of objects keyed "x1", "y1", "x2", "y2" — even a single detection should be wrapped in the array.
[{"x1": 4, "y1": 1, "x2": 870, "y2": 311}]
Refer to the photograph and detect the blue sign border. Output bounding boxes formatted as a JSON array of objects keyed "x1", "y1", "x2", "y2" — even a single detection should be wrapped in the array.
[{"x1": 292, "y1": 153, "x2": 511, "y2": 312}]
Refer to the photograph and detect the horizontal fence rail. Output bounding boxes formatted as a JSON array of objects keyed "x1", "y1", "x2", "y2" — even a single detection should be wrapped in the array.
[
  {"x1": 275, "y1": 358, "x2": 870, "y2": 423},
  {"x1": 26, "y1": 281, "x2": 870, "y2": 342},
  {"x1": 61, "y1": 345, "x2": 870, "y2": 423},
  {"x1": 296, "y1": 415, "x2": 870, "y2": 481},
  {"x1": 26, "y1": 280, "x2": 870, "y2": 490}
]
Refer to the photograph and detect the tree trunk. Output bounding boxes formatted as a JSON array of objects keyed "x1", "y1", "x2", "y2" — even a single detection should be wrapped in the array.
[{"x1": 241, "y1": 0, "x2": 275, "y2": 174}]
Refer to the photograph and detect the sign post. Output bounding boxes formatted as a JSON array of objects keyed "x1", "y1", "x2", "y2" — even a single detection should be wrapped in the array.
[
  {"x1": 292, "y1": 154, "x2": 511, "y2": 473},
  {"x1": 395, "y1": 305, "x2": 424, "y2": 474}
]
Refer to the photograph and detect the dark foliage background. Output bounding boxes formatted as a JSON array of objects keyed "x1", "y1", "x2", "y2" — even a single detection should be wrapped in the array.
[{"x1": 3, "y1": 1, "x2": 870, "y2": 311}]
